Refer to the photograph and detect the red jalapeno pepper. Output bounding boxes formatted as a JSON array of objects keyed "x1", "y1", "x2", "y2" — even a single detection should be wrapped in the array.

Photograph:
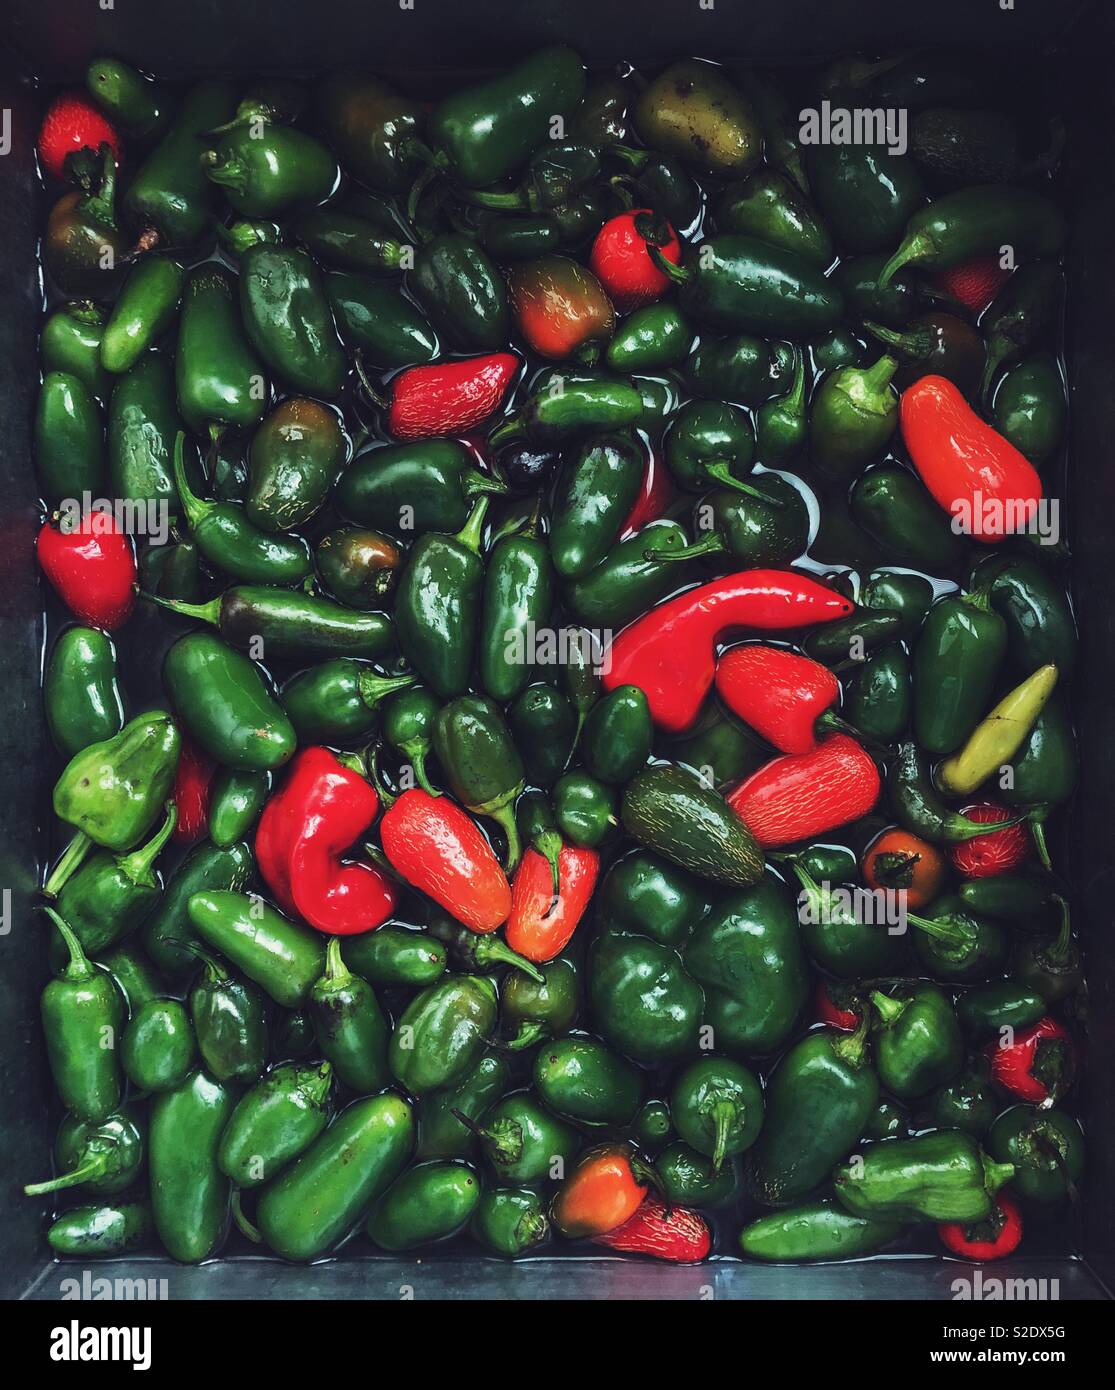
[
  {"x1": 377, "y1": 353, "x2": 519, "y2": 440},
  {"x1": 727, "y1": 734, "x2": 881, "y2": 847},
  {"x1": 947, "y1": 801, "x2": 1031, "y2": 878},
  {"x1": 900, "y1": 375, "x2": 1044, "y2": 543},
  {"x1": 256, "y1": 746, "x2": 397, "y2": 936},
  {"x1": 602, "y1": 569, "x2": 854, "y2": 734},
  {"x1": 37, "y1": 512, "x2": 136, "y2": 630},
  {"x1": 714, "y1": 644, "x2": 856, "y2": 754},
  {"x1": 987, "y1": 1016, "x2": 1075, "y2": 1107},
  {"x1": 505, "y1": 844, "x2": 600, "y2": 963}
]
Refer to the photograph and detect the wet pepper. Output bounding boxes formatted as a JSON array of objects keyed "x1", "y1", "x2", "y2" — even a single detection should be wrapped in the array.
[
  {"x1": 256, "y1": 747, "x2": 397, "y2": 936},
  {"x1": 37, "y1": 512, "x2": 136, "y2": 630},
  {"x1": 988, "y1": 1017, "x2": 1075, "y2": 1107},
  {"x1": 728, "y1": 735, "x2": 881, "y2": 847},
  {"x1": 602, "y1": 569, "x2": 854, "y2": 733}
]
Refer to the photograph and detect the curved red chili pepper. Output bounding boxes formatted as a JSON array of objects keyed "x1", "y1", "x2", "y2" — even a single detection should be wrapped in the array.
[
  {"x1": 938, "y1": 1192, "x2": 1023, "y2": 1262},
  {"x1": 987, "y1": 1016, "x2": 1075, "y2": 1106},
  {"x1": 815, "y1": 979, "x2": 861, "y2": 1032},
  {"x1": 589, "y1": 209, "x2": 681, "y2": 313},
  {"x1": 256, "y1": 747, "x2": 396, "y2": 936},
  {"x1": 505, "y1": 844, "x2": 600, "y2": 963},
  {"x1": 591, "y1": 1194, "x2": 711, "y2": 1263},
  {"x1": 947, "y1": 801, "x2": 1031, "y2": 878},
  {"x1": 37, "y1": 512, "x2": 136, "y2": 630},
  {"x1": 386, "y1": 353, "x2": 519, "y2": 439},
  {"x1": 900, "y1": 375, "x2": 1043, "y2": 543},
  {"x1": 171, "y1": 733, "x2": 215, "y2": 844},
  {"x1": 602, "y1": 570, "x2": 855, "y2": 734},
  {"x1": 715, "y1": 644, "x2": 842, "y2": 754},
  {"x1": 727, "y1": 734, "x2": 881, "y2": 847},
  {"x1": 620, "y1": 446, "x2": 676, "y2": 537},
  {"x1": 379, "y1": 788, "x2": 511, "y2": 933}
]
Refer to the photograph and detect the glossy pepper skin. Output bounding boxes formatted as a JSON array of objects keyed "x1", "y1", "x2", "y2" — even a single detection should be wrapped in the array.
[
  {"x1": 834, "y1": 1131, "x2": 1015, "y2": 1224},
  {"x1": 740, "y1": 1201, "x2": 903, "y2": 1262},
  {"x1": 593, "y1": 1193, "x2": 711, "y2": 1263},
  {"x1": 671, "y1": 1057, "x2": 763, "y2": 1173},
  {"x1": 366, "y1": 1161, "x2": 481, "y2": 1251},
  {"x1": 310, "y1": 939, "x2": 390, "y2": 1093},
  {"x1": 121, "y1": 998, "x2": 195, "y2": 1094},
  {"x1": 912, "y1": 587, "x2": 1006, "y2": 756},
  {"x1": 39, "y1": 909, "x2": 124, "y2": 1124},
  {"x1": 47, "y1": 1203, "x2": 151, "y2": 1257},
  {"x1": 728, "y1": 735, "x2": 880, "y2": 847},
  {"x1": 602, "y1": 568, "x2": 854, "y2": 733},
  {"x1": 175, "y1": 265, "x2": 268, "y2": 442},
  {"x1": 411, "y1": 233, "x2": 510, "y2": 352},
  {"x1": 551, "y1": 1143, "x2": 650, "y2": 1238},
  {"x1": 508, "y1": 256, "x2": 615, "y2": 362},
  {"x1": 35, "y1": 370, "x2": 104, "y2": 506},
  {"x1": 479, "y1": 518, "x2": 554, "y2": 703},
  {"x1": 551, "y1": 432, "x2": 645, "y2": 579},
  {"x1": 590, "y1": 209, "x2": 680, "y2": 312},
  {"x1": 939, "y1": 1192, "x2": 1023, "y2": 1262},
  {"x1": 44, "y1": 626, "x2": 124, "y2": 759},
  {"x1": 747, "y1": 1017, "x2": 879, "y2": 1207},
  {"x1": 149, "y1": 1069, "x2": 236, "y2": 1264},
  {"x1": 424, "y1": 46, "x2": 586, "y2": 189},
  {"x1": 623, "y1": 763, "x2": 764, "y2": 886},
  {"x1": 986, "y1": 1104, "x2": 1084, "y2": 1206},
  {"x1": 395, "y1": 496, "x2": 488, "y2": 699},
  {"x1": 988, "y1": 1016, "x2": 1075, "y2": 1107},
  {"x1": 388, "y1": 974, "x2": 497, "y2": 1096},
  {"x1": 432, "y1": 695, "x2": 525, "y2": 868},
  {"x1": 44, "y1": 145, "x2": 130, "y2": 300},
  {"x1": 186, "y1": 943, "x2": 269, "y2": 1085},
  {"x1": 51, "y1": 711, "x2": 180, "y2": 862},
  {"x1": 41, "y1": 299, "x2": 111, "y2": 396},
  {"x1": 870, "y1": 984, "x2": 963, "y2": 1101},
  {"x1": 256, "y1": 747, "x2": 396, "y2": 935},
  {"x1": 335, "y1": 438, "x2": 506, "y2": 535},
  {"x1": 256, "y1": 1093, "x2": 414, "y2": 1261},
  {"x1": 506, "y1": 845, "x2": 599, "y2": 964},
  {"x1": 37, "y1": 512, "x2": 136, "y2": 631},
  {"x1": 101, "y1": 255, "x2": 185, "y2": 374},
  {"x1": 382, "y1": 354, "x2": 519, "y2": 439},
  {"x1": 188, "y1": 890, "x2": 326, "y2": 1009},
  {"x1": 144, "y1": 841, "x2": 253, "y2": 980},
  {"x1": 315, "y1": 72, "x2": 424, "y2": 192},
  {"x1": 218, "y1": 1060, "x2": 333, "y2": 1188},
  {"x1": 247, "y1": 398, "x2": 348, "y2": 533},
  {"x1": 239, "y1": 243, "x2": 346, "y2": 399},
  {"x1": 203, "y1": 125, "x2": 338, "y2": 217},
  {"x1": 715, "y1": 645, "x2": 845, "y2": 754},
  {"x1": 590, "y1": 854, "x2": 807, "y2": 1062},
  {"x1": 901, "y1": 376, "x2": 1044, "y2": 542}
]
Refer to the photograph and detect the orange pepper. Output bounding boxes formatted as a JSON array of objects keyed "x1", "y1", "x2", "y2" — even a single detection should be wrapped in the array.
[
  {"x1": 551, "y1": 1144, "x2": 649, "y2": 1239},
  {"x1": 506, "y1": 844, "x2": 599, "y2": 963}
]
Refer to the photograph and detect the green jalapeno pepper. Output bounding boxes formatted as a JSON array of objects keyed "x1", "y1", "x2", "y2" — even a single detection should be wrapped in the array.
[
  {"x1": 25, "y1": 1110, "x2": 144, "y2": 1198},
  {"x1": 162, "y1": 632, "x2": 295, "y2": 771},
  {"x1": 746, "y1": 1016, "x2": 879, "y2": 1205},
  {"x1": 834, "y1": 1131, "x2": 1014, "y2": 1224},
  {"x1": 492, "y1": 376, "x2": 644, "y2": 450},
  {"x1": 48, "y1": 1202, "x2": 152, "y2": 1257},
  {"x1": 315, "y1": 72, "x2": 425, "y2": 192},
  {"x1": 809, "y1": 355, "x2": 899, "y2": 481},
  {"x1": 479, "y1": 514, "x2": 554, "y2": 703},
  {"x1": 144, "y1": 840, "x2": 253, "y2": 979},
  {"x1": 509, "y1": 686, "x2": 578, "y2": 790},
  {"x1": 396, "y1": 496, "x2": 488, "y2": 699},
  {"x1": 366, "y1": 1160, "x2": 481, "y2": 1250},
  {"x1": 343, "y1": 925, "x2": 447, "y2": 992},
  {"x1": 553, "y1": 771, "x2": 616, "y2": 849},
  {"x1": 992, "y1": 354, "x2": 1066, "y2": 467},
  {"x1": 582, "y1": 685, "x2": 652, "y2": 786},
  {"x1": 499, "y1": 951, "x2": 580, "y2": 1050},
  {"x1": 382, "y1": 687, "x2": 441, "y2": 795},
  {"x1": 714, "y1": 169, "x2": 833, "y2": 266},
  {"x1": 807, "y1": 140, "x2": 926, "y2": 254},
  {"x1": 740, "y1": 1201, "x2": 903, "y2": 1262},
  {"x1": 41, "y1": 300, "x2": 111, "y2": 397},
  {"x1": 471, "y1": 1187, "x2": 550, "y2": 1258},
  {"x1": 671, "y1": 1056, "x2": 763, "y2": 1173},
  {"x1": 682, "y1": 333, "x2": 794, "y2": 405},
  {"x1": 97, "y1": 941, "x2": 165, "y2": 1016},
  {"x1": 832, "y1": 253, "x2": 920, "y2": 328},
  {"x1": 218, "y1": 1060, "x2": 333, "y2": 1188},
  {"x1": 35, "y1": 371, "x2": 105, "y2": 506},
  {"x1": 44, "y1": 626, "x2": 125, "y2": 759},
  {"x1": 426, "y1": 910, "x2": 542, "y2": 982},
  {"x1": 246, "y1": 399, "x2": 348, "y2": 533},
  {"x1": 432, "y1": 694, "x2": 525, "y2": 867},
  {"x1": 203, "y1": 125, "x2": 338, "y2": 217},
  {"x1": 667, "y1": 702, "x2": 769, "y2": 792},
  {"x1": 101, "y1": 256, "x2": 185, "y2": 375},
  {"x1": 852, "y1": 465, "x2": 968, "y2": 573},
  {"x1": 149, "y1": 1069, "x2": 236, "y2": 1263},
  {"x1": 564, "y1": 520, "x2": 689, "y2": 629},
  {"x1": 621, "y1": 764, "x2": 764, "y2": 886},
  {"x1": 458, "y1": 1091, "x2": 580, "y2": 1185},
  {"x1": 205, "y1": 769, "x2": 267, "y2": 849},
  {"x1": 669, "y1": 475, "x2": 810, "y2": 569},
  {"x1": 605, "y1": 304, "x2": 692, "y2": 373},
  {"x1": 924, "y1": 1060, "x2": 998, "y2": 1139},
  {"x1": 389, "y1": 975, "x2": 499, "y2": 1097},
  {"x1": 188, "y1": 890, "x2": 326, "y2": 1008},
  {"x1": 108, "y1": 351, "x2": 185, "y2": 510},
  {"x1": 239, "y1": 243, "x2": 347, "y2": 398},
  {"x1": 316, "y1": 527, "x2": 403, "y2": 609},
  {"x1": 327, "y1": 272, "x2": 440, "y2": 368},
  {"x1": 309, "y1": 940, "x2": 391, "y2": 1094},
  {"x1": 1012, "y1": 896, "x2": 1082, "y2": 1004},
  {"x1": 410, "y1": 232, "x2": 510, "y2": 352},
  {"x1": 550, "y1": 432, "x2": 645, "y2": 579},
  {"x1": 125, "y1": 80, "x2": 237, "y2": 244},
  {"x1": 656, "y1": 1143, "x2": 736, "y2": 1209},
  {"x1": 890, "y1": 742, "x2": 1022, "y2": 844},
  {"x1": 974, "y1": 555, "x2": 1077, "y2": 680},
  {"x1": 281, "y1": 661, "x2": 413, "y2": 745},
  {"x1": 533, "y1": 1035, "x2": 643, "y2": 1127},
  {"x1": 845, "y1": 643, "x2": 911, "y2": 743},
  {"x1": 913, "y1": 587, "x2": 1007, "y2": 755},
  {"x1": 336, "y1": 439, "x2": 506, "y2": 536},
  {"x1": 176, "y1": 265, "x2": 269, "y2": 443},
  {"x1": 414, "y1": 1052, "x2": 511, "y2": 1162},
  {"x1": 256, "y1": 1093, "x2": 415, "y2": 1260},
  {"x1": 184, "y1": 941, "x2": 269, "y2": 1085},
  {"x1": 957, "y1": 980, "x2": 1047, "y2": 1039},
  {"x1": 755, "y1": 350, "x2": 807, "y2": 464},
  {"x1": 793, "y1": 862, "x2": 908, "y2": 979},
  {"x1": 120, "y1": 997, "x2": 195, "y2": 1094},
  {"x1": 978, "y1": 262, "x2": 1064, "y2": 404}
]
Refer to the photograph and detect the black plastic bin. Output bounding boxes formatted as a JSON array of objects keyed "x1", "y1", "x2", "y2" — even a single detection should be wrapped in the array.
[{"x1": 2, "y1": 0, "x2": 1112, "y2": 1300}]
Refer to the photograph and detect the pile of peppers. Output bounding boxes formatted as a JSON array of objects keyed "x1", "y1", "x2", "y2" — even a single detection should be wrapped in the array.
[{"x1": 29, "y1": 45, "x2": 1084, "y2": 1269}]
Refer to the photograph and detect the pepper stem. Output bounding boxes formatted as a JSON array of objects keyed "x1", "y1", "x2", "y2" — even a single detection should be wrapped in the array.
[
  {"x1": 400, "y1": 741, "x2": 440, "y2": 797},
  {"x1": 983, "y1": 1157, "x2": 1016, "y2": 1198},
  {"x1": 357, "y1": 670, "x2": 417, "y2": 713},
  {"x1": 352, "y1": 351, "x2": 388, "y2": 409},
  {"x1": 486, "y1": 415, "x2": 526, "y2": 451},
  {"x1": 24, "y1": 1148, "x2": 114, "y2": 1196},
  {"x1": 904, "y1": 909, "x2": 971, "y2": 948},
  {"x1": 870, "y1": 989, "x2": 906, "y2": 1026},
  {"x1": 140, "y1": 590, "x2": 223, "y2": 628},
  {"x1": 201, "y1": 152, "x2": 247, "y2": 195},
  {"x1": 117, "y1": 800, "x2": 178, "y2": 886},
  {"x1": 462, "y1": 187, "x2": 528, "y2": 210},
  {"x1": 707, "y1": 1097, "x2": 738, "y2": 1175},
  {"x1": 39, "y1": 906, "x2": 94, "y2": 981},
  {"x1": 1028, "y1": 808, "x2": 1053, "y2": 873},
  {"x1": 366, "y1": 747, "x2": 398, "y2": 810},
  {"x1": 231, "y1": 1188, "x2": 263, "y2": 1244},
  {"x1": 703, "y1": 462, "x2": 786, "y2": 506},
  {"x1": 171, "y1": 431, "x2": 211, "y2": 531},
  {"x1": 647, "y1": 244, "x2": 690, "y2": 287},
  {"x1": 1045, "y1": 894, "x2": 1073, "y2": 965},
  {"x1": 648, "y1": 532, "x2": 725, "y2": 565},
  {"x1": 404, "y1": 158, "x2": 443, "y2": 227},
  {"x1": 323, "y1": 935, "x2": 352, "y2": 984},
  {"x1": 454, "y1": 496, "x2": 491, "y2": 556},
  {"x1": 476, "y1": 933, "x2": 544, "y2": 982},
  {"x1": 462, "y1": 467, "x2": 510, "y2": 502},
  {"x1": 877, "y1": 232, "x2": 935, "y2": 290},
  {"x1": 533, "y1": 828, "x2": 563, "y2": 897},
  {"x1": 863, "y1": 319, "x2": 929, "y2": 362},
  {"x1": 831, "y1": 1007, "x2": 871, "y2": 1067},
  {"x1": 502, "y1": 1020, "x2": 548, "y2": 1053},
  {"x1": 487, "y1": 801, "x2": 523, "y2": 873},
  {"x1": 42, "y1": 830, "x2": 94, "y2": 898}
]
